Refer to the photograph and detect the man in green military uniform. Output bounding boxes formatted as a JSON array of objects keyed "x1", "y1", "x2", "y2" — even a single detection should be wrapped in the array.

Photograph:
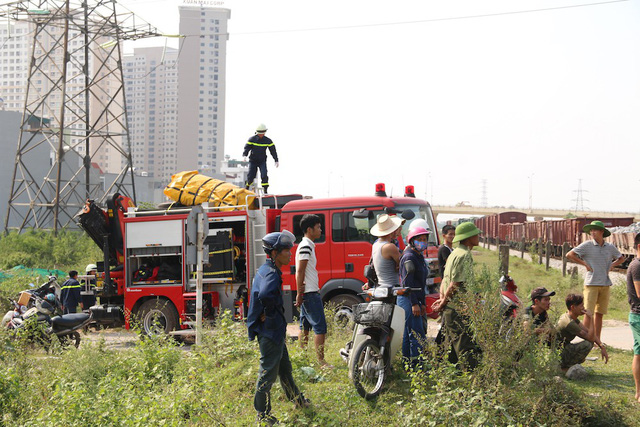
[{"x1": 432, "y1": 222, "x2": 482, "y2": 371}]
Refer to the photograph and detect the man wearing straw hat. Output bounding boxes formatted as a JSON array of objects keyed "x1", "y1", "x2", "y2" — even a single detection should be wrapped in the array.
[
  {"x1": 567, "y1": 220, "x2": 626, "y2": 341},
  {"x1": 369, "y1": 214, "x2": 405, "y2": 288},
  {"x1": 432, "y1": 222, "x2": 482, "y2": 371}
]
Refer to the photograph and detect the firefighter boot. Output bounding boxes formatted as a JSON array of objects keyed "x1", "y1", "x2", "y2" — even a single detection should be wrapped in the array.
[{"x1": 256, "y1": 413, "x2": 278, "y2": 426}]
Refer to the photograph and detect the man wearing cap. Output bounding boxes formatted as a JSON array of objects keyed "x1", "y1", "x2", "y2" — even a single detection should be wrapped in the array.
[
  {"x1": 523, "y1": 287, "x2": 556, "y2": 341},
  {"x1": 566, "y1": 220, "x2": 625, "y2": 341},
  {"x1": 243, "y1": 124, "x2": 279, "y2": 194},
  {"x1": 247, "y1": 230, "x2": 310, "y2": 425},
  {"x1": 369, "y1": 214, "x2": 404, "y2": 288},
  {"x1": 432, "y1": 222, "x2": 482, "y2": 370}
]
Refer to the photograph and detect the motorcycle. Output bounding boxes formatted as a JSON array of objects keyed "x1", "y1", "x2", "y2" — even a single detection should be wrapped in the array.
[
  {"x1": 339, "y1": 286, "x2": 420, "y2": 400},
  {"x1": 498, "y1": 274, "x2": 522, "y2": 339},
  {"x1": 6, "y1": 290, "x2": 93, "y2": 349}
]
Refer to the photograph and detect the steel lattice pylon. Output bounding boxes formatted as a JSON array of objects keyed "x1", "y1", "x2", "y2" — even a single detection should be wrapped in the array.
[{"x1": 1, "y1": 0, "x2": 160, "y2": 232}]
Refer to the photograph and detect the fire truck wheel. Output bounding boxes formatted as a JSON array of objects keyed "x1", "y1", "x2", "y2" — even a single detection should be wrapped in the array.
[
  {"x1": 138, "y1": 299, "x2": 179, "y2": 337},
  {"x1": 329, "y1": 294, "x2": 362, "y2": 328}
]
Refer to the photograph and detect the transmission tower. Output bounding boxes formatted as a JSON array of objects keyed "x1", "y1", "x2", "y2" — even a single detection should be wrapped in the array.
[
  {"x1": 1, "y1": 0, "x2": 160, "y2": 232},
  {"x1": 480, "y1": 179, "x2": 488, "y2": 208},
  {"x1": 572, "y1": 178, "x2": 589, "y2": 212}
]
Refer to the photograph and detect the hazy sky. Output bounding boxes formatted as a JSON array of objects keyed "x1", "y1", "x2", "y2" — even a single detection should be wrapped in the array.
[{"x1": 119, "y1": 0, "x2": 640, "y2": 214}]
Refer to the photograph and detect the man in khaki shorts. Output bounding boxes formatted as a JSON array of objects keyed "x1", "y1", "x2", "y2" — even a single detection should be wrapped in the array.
[{"x1": 567, "y1": 220, "x2": 625, "y2": 341}]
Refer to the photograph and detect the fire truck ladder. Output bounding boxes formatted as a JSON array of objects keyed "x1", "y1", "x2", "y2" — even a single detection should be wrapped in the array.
[{"x1": 249, "y1": 221, "x2": 267, "y2": 281}]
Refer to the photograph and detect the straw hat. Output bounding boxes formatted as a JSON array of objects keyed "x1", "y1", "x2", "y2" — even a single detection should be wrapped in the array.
[{"x1": 370, "y1": 214, "x2": 405, "y2": 237}]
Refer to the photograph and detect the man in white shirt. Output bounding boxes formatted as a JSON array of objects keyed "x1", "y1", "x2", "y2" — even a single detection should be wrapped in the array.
[{"x1": 295, "y1": 214, "x2": 331, "y2": 367}]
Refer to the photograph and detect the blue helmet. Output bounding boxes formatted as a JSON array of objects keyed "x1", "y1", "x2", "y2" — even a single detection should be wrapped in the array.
[{"x1": 262, "y1": 230, "x2": 295, "y2": 254}]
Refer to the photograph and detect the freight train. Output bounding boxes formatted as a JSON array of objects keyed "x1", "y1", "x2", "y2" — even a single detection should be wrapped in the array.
[{"x1": 473, "y1": 212, "x2": 636, "y2": 258}]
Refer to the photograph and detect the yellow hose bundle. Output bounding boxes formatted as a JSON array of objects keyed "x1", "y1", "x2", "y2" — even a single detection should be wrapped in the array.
[{"x1": 164, "y1": 170, "x2": 256, "y2": 210}]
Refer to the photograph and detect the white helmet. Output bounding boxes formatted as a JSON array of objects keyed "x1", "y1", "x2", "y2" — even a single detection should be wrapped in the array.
[
  {"x1": 409, "y1": 218, "x2": 430, "y2": 232},
  {"x1": 86, "y1": 263, "x2": 98, "y2": 272},
  {"x1": 256, "y1": 123, "x2": 267, "y2": 133}
]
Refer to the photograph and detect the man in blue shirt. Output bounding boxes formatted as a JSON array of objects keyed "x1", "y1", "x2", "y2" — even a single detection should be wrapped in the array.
[
  {"x1": 60, "y1": 270, "x2": 82, "y2": 314},
  {"x1": 247, "y1": 230, "x2": 310, "y2": 425}
]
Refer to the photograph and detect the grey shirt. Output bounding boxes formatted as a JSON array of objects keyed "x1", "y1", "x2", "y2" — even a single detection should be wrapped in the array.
[
  {"x1": 627, "y1": 258, "x2": 640, "y2": 314},
  {"x1": 572, "y1": 240, "x2": 622, "y2": 286},
  {"x1": 372, "y1": 239, "x2": 400, "y2": 287}
]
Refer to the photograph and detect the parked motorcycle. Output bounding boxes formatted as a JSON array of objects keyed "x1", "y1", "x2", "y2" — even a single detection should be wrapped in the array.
[
  {"x1": 498, "y1": 274, "x2": 522, "y2": 340},
  {"x1": 339, "y1": 286, "x2": 420, "y2": 400},
  {"x1": 6, "y1": 290, "x2": 92, "y2": 349}
]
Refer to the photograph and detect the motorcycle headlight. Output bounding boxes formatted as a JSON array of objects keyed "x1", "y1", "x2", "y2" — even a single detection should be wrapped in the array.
[{"x1": 372, "y1": 287, "x2": 389, "y2": 299}]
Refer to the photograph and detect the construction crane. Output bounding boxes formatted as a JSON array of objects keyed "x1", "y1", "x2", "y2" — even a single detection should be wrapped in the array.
[{"x1": 1, "y1": 0, "x2": 161, "y2": 232}]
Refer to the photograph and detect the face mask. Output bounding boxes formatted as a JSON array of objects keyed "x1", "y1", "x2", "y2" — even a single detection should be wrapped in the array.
[{"x1": 412, "y1": 240, "x2": 428, "y2": 251}]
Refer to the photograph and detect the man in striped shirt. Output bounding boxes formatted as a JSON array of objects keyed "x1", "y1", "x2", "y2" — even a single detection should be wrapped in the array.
[
  {"x1": 567, "y1": 220, "x2": 626, "y2": 341},
  {"x1": 295, "y1": 214, "x2": 330, "y2": 368}
]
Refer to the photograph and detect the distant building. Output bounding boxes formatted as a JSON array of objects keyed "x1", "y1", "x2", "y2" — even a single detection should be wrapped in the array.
[
  {"x1": 123, "y1": 47, "x2": 179, "y2": 182},
  {"x1": 220, "y1": 155, "x2": 249, "y2": 188},
  {"x1": 0, "y1": 20, "x2": 125, "y2": 175},
  {"x1": 176, "y1": 6, "x2": 230, "y2": 177}
]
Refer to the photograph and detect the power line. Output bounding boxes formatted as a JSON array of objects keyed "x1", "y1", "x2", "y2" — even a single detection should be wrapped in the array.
[{"x1": 176, "y1": 0, "x2": 629, "y2": 37}]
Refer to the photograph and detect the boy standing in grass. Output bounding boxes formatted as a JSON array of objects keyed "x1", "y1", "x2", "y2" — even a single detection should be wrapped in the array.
[
  {"x1": 295, "y1": 214, "x2": 331, "y2": 368},
  {"x1": 626, "y1": 233, "x2": 640, "y2": 402}
]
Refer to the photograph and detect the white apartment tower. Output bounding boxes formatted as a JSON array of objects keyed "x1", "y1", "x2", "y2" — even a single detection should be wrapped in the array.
[
  {"x1": 123, "y1": 47, "x2": 179, "y2": 181},
  {"x1": 176, "y1": 6, "x2": 230, "y2": 176},
  {"x1": 0, "y1": 20, "x2": 124, "y2": 174}
]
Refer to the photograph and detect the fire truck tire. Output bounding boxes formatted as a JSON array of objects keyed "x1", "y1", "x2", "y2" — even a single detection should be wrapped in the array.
[
  {"x1": 138, "y1": 299, "x2": 179, "y2": 337},
  {"x1": 329, "y1": 294, "x2": 362, "y2": 328}
]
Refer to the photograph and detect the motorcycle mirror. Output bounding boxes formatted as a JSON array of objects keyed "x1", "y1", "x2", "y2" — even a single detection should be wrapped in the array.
[
  {"x1": 352, "y1": 208, "x2": 372, "y2": 220},
  {"x1": 400, "y1": 209, "x2": 415, "y2": 220}
]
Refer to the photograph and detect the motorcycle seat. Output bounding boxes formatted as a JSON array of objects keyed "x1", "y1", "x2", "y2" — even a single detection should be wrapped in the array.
[{"x1": 51, "y1": 313, "x2": 89, "y2": 328}]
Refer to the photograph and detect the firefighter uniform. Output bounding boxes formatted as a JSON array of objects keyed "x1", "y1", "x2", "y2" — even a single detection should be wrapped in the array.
[
  {"x1": 247, "y1": 258, "x2": 306, "y2": 419},
  {"x1": 60, "y1": 277, "x2": 82, "y2": 314},
  {"x1": 243, "y1": 134, "x2": 278, "y2": 193}
]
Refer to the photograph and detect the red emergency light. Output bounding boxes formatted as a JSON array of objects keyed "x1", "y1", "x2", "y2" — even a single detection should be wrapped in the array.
[
  {"x1": 404, "y1": 185, "x2": 415, "y2": 198},
  {"x1": 375, "y1": 183, "x2": 387, "y2": 197}
]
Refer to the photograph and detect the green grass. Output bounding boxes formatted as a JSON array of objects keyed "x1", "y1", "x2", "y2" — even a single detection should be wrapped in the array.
[{"x1": 2, "y1": 239, "x2": 640, "y2": 425}]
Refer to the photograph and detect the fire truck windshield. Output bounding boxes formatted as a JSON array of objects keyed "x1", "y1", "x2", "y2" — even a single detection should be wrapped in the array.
[{"x1": 397, "y1": 204, "x2": 438, "y2": 246}]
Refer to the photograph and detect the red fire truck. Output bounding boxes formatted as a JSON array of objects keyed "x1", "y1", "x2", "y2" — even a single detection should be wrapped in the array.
[{"x1": 78, "y1": 184, "x2": 440, "y2": 336}]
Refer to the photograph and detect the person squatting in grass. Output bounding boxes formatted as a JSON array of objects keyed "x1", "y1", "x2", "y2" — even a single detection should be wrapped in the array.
[
  {"x1": 247, "y1": 230, "x2": 310, "y2": 426},
  {"x1": 295, "y1": 214, "x2": 332, "y2": 368},
  {"x1": 432, "y1": 222, "x2": 483, "y2": 371},
  {"x1": 566, "y1": 220, "x2": 626, "y2": 341},
  {"x1": 626, "y1": 232, "x2": 640, "y2": 402},
  {"x1": 522, "y1": 287, "x2": 556, "y2": 344},
  {"x1": 556, "y1": 293, "x2": 609, "y2": 372},
  {"x1": 398, "y1": 223, "x2": 430, "y2": 369}
]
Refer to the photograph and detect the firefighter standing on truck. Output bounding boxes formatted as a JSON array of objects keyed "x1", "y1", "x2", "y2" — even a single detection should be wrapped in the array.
[{"x1": 243, "y1": 123, "x2": 279, "y2": 194}]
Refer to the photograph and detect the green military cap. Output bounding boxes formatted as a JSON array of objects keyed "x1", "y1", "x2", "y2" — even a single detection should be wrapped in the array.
[{"x1": 453, "y1": 222, "x2": 482, "y2": 243}]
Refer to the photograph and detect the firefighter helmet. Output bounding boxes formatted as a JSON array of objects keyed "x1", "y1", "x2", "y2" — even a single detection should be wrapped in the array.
[
  {"x1": 86, "y1": 263, "x2": 98, "y2": 273},
  {"x1": 262, "y1": 230, "x2": 295, "y2": 254},
  {"x1": 256, "y1": 123, "x2": 268, "y2": 133},
  {"x1": 408, "y1": 218, "x2": 430, "y2": 232}
]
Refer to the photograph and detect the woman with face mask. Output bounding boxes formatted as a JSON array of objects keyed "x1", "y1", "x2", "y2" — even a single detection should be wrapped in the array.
[{"x1": 398, "y1": 226, "x2": 431, "y2": 369}]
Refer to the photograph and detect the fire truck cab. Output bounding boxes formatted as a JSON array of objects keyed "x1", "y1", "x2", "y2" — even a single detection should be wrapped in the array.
[{"x1": 276, "y1": 185, "x2": 440, "y2": 323}]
